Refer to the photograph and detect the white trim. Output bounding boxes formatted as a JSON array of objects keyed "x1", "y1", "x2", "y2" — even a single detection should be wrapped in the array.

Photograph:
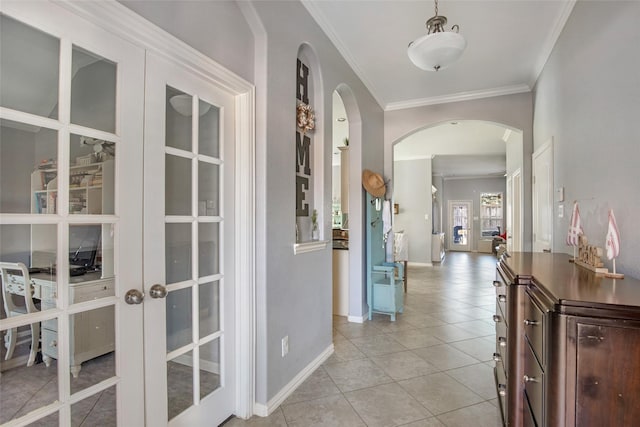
[
  {"x1": 347, "y1": 314, "x2": 366, "y2": 324},
  {"x1": 440, "y1": 174, "x2": 506, "y2": 181},
  {"x1": 301, "y1": 1, "x2": 385, "y2": 109},
  {"x1": 253, "y1": 343, "x2": 334, "y2": 417},
  {"x1": 407, "y1": 262, "x2": 432, "y2": 267},
  {"x1": 57, "y1": 1, "x2": 251, "y2": 95},
  {"x1": 385, "y1": 84, "x2": 531, "y2": 111},
  {"x1": 529, "y1": 0, "x2": 577, "y2": 89},
  {"x1": 235, "y1": 89, "x2": 257, "y2": 419},
  {"x1": 293, "y1": 240, "x2": 330, "y2": 255},
  {"x1": 52, "y1": 0, "x2": 256, "y2": 421}
]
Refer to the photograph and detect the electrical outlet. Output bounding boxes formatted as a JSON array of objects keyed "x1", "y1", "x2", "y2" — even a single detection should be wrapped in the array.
[{"x1": 281, "y1": 335, "x2": 289, "y2": 357}]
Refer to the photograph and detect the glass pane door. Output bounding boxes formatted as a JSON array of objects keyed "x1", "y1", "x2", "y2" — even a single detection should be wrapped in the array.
[
  {"x1": 0, "y1": 3, "x2": 144, "y2": 425},
  {"x1": 449, "y1": 201, "x2": 472, "y2": 251},
  {"x1": 144, "y1": 52, "x2": 236, "y2": 426}
]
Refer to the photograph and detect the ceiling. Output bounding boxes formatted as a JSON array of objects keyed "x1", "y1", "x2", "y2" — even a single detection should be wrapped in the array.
[{"x1": 310, "y1": 0, "x2": 574, "y2": 177}]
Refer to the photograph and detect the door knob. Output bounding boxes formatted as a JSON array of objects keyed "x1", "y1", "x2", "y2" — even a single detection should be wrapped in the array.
[
  {"x1": 149, "y1": 284, "x2": 168, "y2": 299},
  {"x1": 125, "y1": 289, "x2": 144, "y2": 305}
]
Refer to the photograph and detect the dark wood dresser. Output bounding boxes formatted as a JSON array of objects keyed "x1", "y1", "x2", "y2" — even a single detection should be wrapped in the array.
[{"x1": 494, "y1": 252, "x2": 640, "y2": 426}]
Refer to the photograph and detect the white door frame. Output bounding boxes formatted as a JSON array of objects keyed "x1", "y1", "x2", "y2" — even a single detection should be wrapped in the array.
[
  {"x1": 507, "y1": 168, "x2": 523, "y2": 253},
  {"x1": 532, "y1": 138, "x2": 554, "y2": 253},
  {"x1": 448, "y1": 200, "x2": 472, "y2": 252},
  {"x1": 60, "y1": 0, "x2": 256, "y2": 420}
]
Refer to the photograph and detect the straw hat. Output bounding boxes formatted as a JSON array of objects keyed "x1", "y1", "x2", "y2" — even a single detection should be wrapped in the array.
[{"x1": 362, "y1": 169, "x2": 386, "y2": 197}]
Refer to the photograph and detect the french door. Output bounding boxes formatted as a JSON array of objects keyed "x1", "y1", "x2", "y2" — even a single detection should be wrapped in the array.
[
  {"x1": 143, "y1": 52, "x2": 237, "y2": 426},
  {"x1": 0, "y1": 2, "x2": 145, "y2": 425},
  {"x1": 448, "y1": 200, "x2": 472, "y2": 252}
]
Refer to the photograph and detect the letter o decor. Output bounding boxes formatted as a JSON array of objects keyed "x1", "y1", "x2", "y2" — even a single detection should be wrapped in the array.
[{"x1": 296, "y1": 103, "x2": 315, "y2": 134}]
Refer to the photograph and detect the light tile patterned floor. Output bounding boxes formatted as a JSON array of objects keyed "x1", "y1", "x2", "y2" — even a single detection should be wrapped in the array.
[{"x1": 226, "y1": 252, "x2": 501, "y2": 427}]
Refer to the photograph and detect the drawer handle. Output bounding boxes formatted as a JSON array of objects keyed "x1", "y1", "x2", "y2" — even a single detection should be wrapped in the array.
[
  {"x1": 493, "y1": 352, "x2": 502, "y2": 362},
  {"x1": 498, "y1": 295, "x2": 506, "y2": 302},
  {"x1": 498, "y1": 384, "x2": 507, "y2": 397},
  {"x1": 493, "y1": 315, "x2": 502, "y2": 323},
  {"x1": 524, "y1": 319, "x2": 540, "y2": 326},
  {"x1": 492, "y1": 280, "x2": 500, "y2": 287},
  {"x1": 523, "y1": 375, "x2": 539, "y2": 383},
  {"x1": 50, "y1": 340, "x2": 57, "y2": 348},
  {"x1": 498, "y1": 337, "x2": 507, "y2": 347}
]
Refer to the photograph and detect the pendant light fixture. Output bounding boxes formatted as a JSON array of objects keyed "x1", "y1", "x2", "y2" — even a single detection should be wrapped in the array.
[{"x1": 408, "y1": 0, "x2": 466, "y2": 71}]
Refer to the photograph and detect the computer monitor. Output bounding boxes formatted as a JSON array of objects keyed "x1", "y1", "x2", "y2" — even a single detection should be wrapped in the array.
[{"x1": 69, "y1": 225, "x2": 101, "y2": 268}]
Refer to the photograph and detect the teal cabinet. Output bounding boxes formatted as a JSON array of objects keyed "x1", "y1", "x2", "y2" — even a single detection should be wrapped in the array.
[{"x1": 366, "y1": 193, "x2": 404, "y2": 321}]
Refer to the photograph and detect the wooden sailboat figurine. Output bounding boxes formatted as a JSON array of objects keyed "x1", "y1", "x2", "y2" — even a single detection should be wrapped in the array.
[{"x1": 604, "y1": 209, "x2": 624, "y2": 279}]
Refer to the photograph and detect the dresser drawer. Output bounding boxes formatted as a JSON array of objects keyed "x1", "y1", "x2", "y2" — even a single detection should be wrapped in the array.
[
  {"x1": 494, "y1": 271, "x2": 508, "y2": 326},
  {"x1": 496, "y1": 316, "x2": 508, "y2": 367},
  {"x1": 42, "y1": 328, "x2": 59, "y2": 359},
  {"x1": 494, "y1": 363, "x2": 507, "y2": 425},
  {"x1": 524, "y1": 340, "x2": 544, "y2": 426},
  {"x1": 523, "y1": 392, "x2": 537, "y2": 427},
  {"x1": 71, "y1": 279, "x2": 115, "y2": 304},
  {"x1": 42, "y1": 317, "x2": 58, "y2": 332},
  {"x1": 524, "y1": 288, "x2": 545, "y2": 365}
]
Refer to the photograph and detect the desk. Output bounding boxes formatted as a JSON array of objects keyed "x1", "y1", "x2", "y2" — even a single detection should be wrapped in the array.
[{"x1": 5, "y1": 271, "x2": 115, "y2": 377}]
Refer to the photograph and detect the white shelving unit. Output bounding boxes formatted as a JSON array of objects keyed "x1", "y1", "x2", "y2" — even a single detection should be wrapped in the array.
[{"x1": 31, "y1": 159, "x2": 114, "y2": 214}]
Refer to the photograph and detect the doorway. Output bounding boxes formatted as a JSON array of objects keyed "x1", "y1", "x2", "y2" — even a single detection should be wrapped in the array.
[
  {"x1": 448, "y1": 200, "x2": 472, "y2": 252},
  {"x1": 532, "y1": 139, "x2": 553, "y2": 253},
  {"x1": 331, "y1": 91, "x2": 349, "y2": 317}
]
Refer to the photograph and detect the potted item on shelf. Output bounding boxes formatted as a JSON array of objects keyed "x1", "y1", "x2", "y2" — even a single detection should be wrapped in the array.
[{"x1": 311, "y1": 209, "x2": 319, "y2": 241}]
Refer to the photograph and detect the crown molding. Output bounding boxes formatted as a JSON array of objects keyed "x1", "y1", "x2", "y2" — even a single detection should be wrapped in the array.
[
  {"x1": 301, "y1": 0, "x2": 385, "y2": 109},
  {"x1": 385, "y1": 84, "x2": 531, "y2": 112},
  {"x1": 57, "y1": 0, "x2": 252, "y2": 95},
  {"x1": 529, "y1": 0, "x2": 577, "y2": 89}
]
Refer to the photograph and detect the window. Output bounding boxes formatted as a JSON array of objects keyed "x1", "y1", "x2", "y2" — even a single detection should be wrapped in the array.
[{"x1": 480, "y1": 193, "x2": 503, "y2": 237}]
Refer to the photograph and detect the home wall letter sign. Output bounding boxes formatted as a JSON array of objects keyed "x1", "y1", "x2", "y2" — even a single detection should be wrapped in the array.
[{"x1": 295, "y1": 58, "x2": 313, "y2": 219}]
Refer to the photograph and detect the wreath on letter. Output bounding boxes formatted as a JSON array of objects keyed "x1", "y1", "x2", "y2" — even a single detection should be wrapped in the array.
[{"x1": 296, "y1": 103, "x2": 315, "y2": 134}]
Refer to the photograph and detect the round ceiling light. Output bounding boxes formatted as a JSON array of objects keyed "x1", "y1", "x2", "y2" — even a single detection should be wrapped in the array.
[{"x1": 407, "y1": 0, "x2": 466, "y2": 72}]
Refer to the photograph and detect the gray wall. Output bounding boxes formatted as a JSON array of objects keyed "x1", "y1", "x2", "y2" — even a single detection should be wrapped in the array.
[
  {"x1": 393, "y1": 159, "x2": 433, "y2": 263},
  {"x1": 384, "y1": 92, "x2": 533, "y2": 251},
  {"x1": 247, "y1": 0, "x2": 384, "y2": 403},
  {"x1": 0, "y1": 126, "x2": 36, "y2": 213},
  {"x1": 533, "y1": 0, "x2": 640, "y2": 279},
  {"x1": 442, "y1": 177, "x2": 506, "y2": 252},
  {"x1": 120, "y1": 0, "x2": 254, "y2": 83}
]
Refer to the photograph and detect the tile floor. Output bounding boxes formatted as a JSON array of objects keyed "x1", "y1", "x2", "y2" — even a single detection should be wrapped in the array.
[{"x1": 226, "y1": 252, "x2": 501, "y2": 427}]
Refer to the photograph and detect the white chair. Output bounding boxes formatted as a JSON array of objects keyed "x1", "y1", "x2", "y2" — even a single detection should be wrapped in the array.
[{"x1": 1, "y1": 262, "x2": 40, "y2": 366}]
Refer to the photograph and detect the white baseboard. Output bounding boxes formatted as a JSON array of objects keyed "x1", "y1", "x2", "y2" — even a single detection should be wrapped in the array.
[
  {"x1": 407, "y1": 262, "x2": 432, "y2": 267},
  {"x1": 348, "y1": 314, "x2": 366, "y2": 323},
  {"x1": 253, "y1": 343, "x2": 334, "y2": 417}
]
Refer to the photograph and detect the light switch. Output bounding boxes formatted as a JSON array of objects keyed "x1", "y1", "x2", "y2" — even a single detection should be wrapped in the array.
[
  {"x1": 558, "y1": 204, "x2": 564, "y2": 218},
  {"x1": 424, "y1": 214, "x2": 429, "y2": 221}
]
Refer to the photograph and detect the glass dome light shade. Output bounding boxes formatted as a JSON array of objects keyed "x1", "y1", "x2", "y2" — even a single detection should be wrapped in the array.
[
  {"x1": 169, "y1": 94, "x2": 211, "y2": 117},
  {"x1": 408, "y1": 31, "x2": 467, "y2": 71}
]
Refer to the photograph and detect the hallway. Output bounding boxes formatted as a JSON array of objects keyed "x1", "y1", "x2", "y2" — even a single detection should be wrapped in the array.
[{"x1": 228, "y1": 252, "x2": 501, "y2": 426}]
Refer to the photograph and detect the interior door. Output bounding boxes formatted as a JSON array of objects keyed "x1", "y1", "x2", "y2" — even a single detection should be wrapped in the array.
[
  {"x1": 448, "y1": 200, "x2": 472, "y2": 252},
  {"x1": 0, "y1": 2, "x2": 144, "y2": 425},
  {"x1": 143, "y1": 52, "x2": 237, "y2": 426},
  {"x1": 532, "y1": 140, "x2": 553, "y2": 252}
]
